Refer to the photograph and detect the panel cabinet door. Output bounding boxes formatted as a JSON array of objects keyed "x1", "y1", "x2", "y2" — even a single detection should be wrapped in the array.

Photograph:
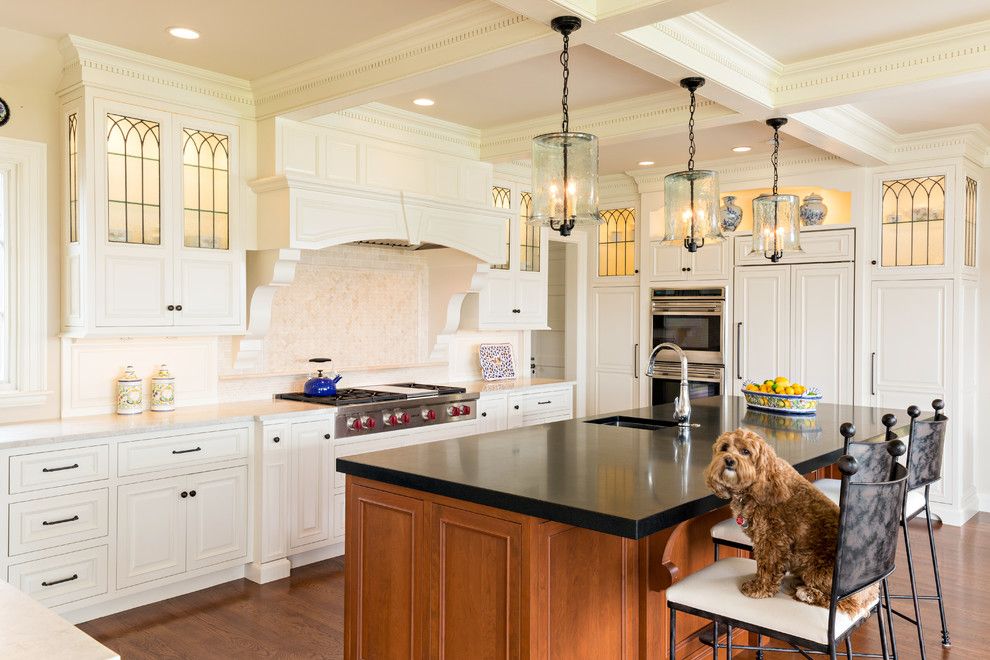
[
  {"x1": 477, "y1": 395, "x2": 507, "y2": 434},
  {"x1": 591, "y1": 287, "x2": 640, "y2": 415},
  {"x1": 97, "y1": 251, "x2": 174, "y2": 327},
  {"x1": 187, "y1": 466, "x2": 248, "y2": 571},
  {"x1": 289, "y1": 419, "x2": 332, "y2": 550},
  {"x1": 733, "y1": 266, "x2": 790, "y2": 390},
  {"x1": 791, "y1": 264, "x2": 853, "y2": 404},
  {"x1": 117, "y1": 476, "x2": 186, "y2": 588},
  {"x1": 173, "y1": 254, "x2": 241, "y2": 326},
  {"x1": 514, "y1": 275, "x2": 548, "y2": 326},
  {"x1": 259, "y1": 424, "x2": 290, "y2": 563},
  {"x1": 690, "y1": 240, "x2": 729, "y2": 279},
  {"x1": 650, "y1": 242, "x2": 685, "y2": 281},
  {"x1": 870, "y1": 279, "x2": 951, "y2": 408},
  {"x1": 480, "y1": 273, "x2": 517, "y2": 326}
]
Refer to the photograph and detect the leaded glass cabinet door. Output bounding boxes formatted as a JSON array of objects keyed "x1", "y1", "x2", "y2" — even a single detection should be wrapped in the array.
[
  {"x1": 173, "y1": 115, "x2": 241, "y2": 327},
  {"x1": 95, "y1": 101, "x2": 174, "y2": 327},
  {"x1": 874, "y1": 169, "x2": 953, "y2": 274}
]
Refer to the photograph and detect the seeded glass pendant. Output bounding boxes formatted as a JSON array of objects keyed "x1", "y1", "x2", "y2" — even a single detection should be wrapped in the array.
[
  {"x1": 529, "y1": 16, "x2": 601, "y2": 237},
  {"x1": 751, "y1": 118, "x2": 801, "y2": 262},
  {"x1": 662, "y1": 77, "x2": 723, "y2": 252}
]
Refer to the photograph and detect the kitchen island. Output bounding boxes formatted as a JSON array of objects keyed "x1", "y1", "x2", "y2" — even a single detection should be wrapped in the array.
[{"x1": 336, "y1": 395, "x2": 904, "y2": 659}]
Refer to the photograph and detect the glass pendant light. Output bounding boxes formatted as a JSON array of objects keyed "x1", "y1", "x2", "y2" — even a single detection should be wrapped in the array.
[
  {"x1": 751, "y1": 118, "x2": 801, "y2": 262},
  {"x1": 662, "y1": 77, "x2": 723, "y2": 252},
  {"x1": 529, "y1": 16, "x2": 600, "y2": 237}
]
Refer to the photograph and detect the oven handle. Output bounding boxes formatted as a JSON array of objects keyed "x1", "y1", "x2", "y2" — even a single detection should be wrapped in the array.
[
  {"x1": 651, "y1": 374, "x2": 723, "y2": 384},
  {"x1": 633, "y1": 343, "x2": 639, "y2": 379},
  {"x1": 735, "y1": 322, "x2": 743, "y2": 380}
]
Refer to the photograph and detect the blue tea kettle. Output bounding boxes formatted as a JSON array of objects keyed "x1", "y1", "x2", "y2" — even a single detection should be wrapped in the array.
[{"x1": 304, "y1": 358, "x2": 343, "y2": 397}]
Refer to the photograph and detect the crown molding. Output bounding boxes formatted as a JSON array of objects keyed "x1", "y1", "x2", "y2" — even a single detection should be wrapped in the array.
[
  {"x1": 787, "y1": 105, "x2": 897, "y2": 166},
  {"x1": 58, "y1": 35, "x2": 254, "y2": 117},
  {"x1": 251, "y1": 1, "x2": 549, "y2": 120},
  {"x1": 890, "y1": 124, "x2": 990, "y2": 167},
  {"x1": 600, "y1": 173, "x2": 639, "y2": 205},
  {"x1": 480, "y1": 90, "x2": 740, "y2": 161}
]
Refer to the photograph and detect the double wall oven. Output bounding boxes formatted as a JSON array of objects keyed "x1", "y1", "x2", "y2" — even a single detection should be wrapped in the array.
[{"x1": 650, "y1": 288, "x2": 725, "y2": 406}]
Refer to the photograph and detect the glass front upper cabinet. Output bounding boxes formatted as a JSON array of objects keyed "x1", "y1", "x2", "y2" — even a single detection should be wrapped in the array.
[
  {"x1": 183, "y1": 128, "x2": 230, "y2": 250},
  {"x1": 490, "y1": 185, "x2": 511, "y2": 270},
  {"x1": 106, "y1": 113, "x2": 161, "y2": 245},
  {"x1": 519, "y1": 191, "x2": 540, "y2": 273},
  {"x1": 880, "y1": 175, "x2": 945, "y2": 267},
  {"x1": 598, "y1": 207, "x2": 636, "y2": 277}
]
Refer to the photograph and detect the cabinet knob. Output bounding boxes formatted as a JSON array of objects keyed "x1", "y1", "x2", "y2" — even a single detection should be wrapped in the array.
[
  {"x1": 175, "y1": 304, "x2": 183, "y2": 311},
  {"x1": 481, "y1": 412, "x2": 487, "y2": 417},
  {"x1": 513, "y1": 404, "x2": 520, "y2": 410},
  {"x1": 324, "y1": 433, "x2": 331, "y2": 439},
  {"x1": 273, "y1": 436, "x2": 280, "y2": 443},
  {"x1": 686, "y1": 267, "x2": 692, "y2": 272},
  {"x1": 167, "y1": 305, "x2": 175, "y2": 311},
  {"x1": 189, "y1": 490, "x2": 197, "y2": 497},
  {"x1": 871, "y1": 260, "x2": 877, "y2": 265},
  {"x1": 180, "y1": 491, "x2": 188, "y2": 498}
]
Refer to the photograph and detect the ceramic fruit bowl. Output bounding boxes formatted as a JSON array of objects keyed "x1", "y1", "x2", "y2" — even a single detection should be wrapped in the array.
[{"x1": 741, "y1": 382, "x2": 823, "y2": 415}]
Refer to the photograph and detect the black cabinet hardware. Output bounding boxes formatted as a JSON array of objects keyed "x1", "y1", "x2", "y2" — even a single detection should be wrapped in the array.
[
  {"x1": 180, "y1": 491, "x2": 189, "y2": 498},
  {"x1": 870, "y1": 352, "x2": 877, "y2": 396},
  {"x1": 513, "y1": 404, "x2": 520, "y2": 410},
  {"x1": 273, "y1": 436, "x2": 280, "y2": 443},
  {"x1": 189, "y1": 490, "x2": 197, "y2": 497},
  {"x1": 481, "y1": 412, "x2": 487, "y2": 417},
  {"x1": 324, "y1": 434, "x2": 331, "y2": 439},
  {"x1": 167, "y1": 304, "x2": 175, "y2": 311},
  {"x1": 42, "y1": 574, "x2": 78, "y2": 587},
  {"x1": 175, "y1": 305, "x2": 183, "y2": 311},
  {"x1": 42, "y1": 515, "x2": 80, "y2": 526},
  {"x1": 735, "y1": 322, "x2": 744, "y2": 380},
  {"x1": 172, "y1": 447, "x2": 202, "y2": 455},
  {"x1": 42, "y1": 463, "x2": 79, "y2": 473},
  {"x1": 537, "y1": 400, "x2": 552, "y2": 405},
  {"x1": 871, "y1": 260, "x2": 877, "y2": 265}
]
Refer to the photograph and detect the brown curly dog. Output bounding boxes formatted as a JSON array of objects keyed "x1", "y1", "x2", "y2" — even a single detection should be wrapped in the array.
[{"x1": 705, "y1": 428, "x2": 877, "y2": 614}]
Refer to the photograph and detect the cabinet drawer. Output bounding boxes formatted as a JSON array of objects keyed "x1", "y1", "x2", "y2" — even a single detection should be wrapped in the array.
[
  {"x1": 9, "y1": 445, "x2": 109, "y2": 494},
  {"x1": 734, "y1": 228, "x2": 854, "y2": 265},
  {"x1": 118, "y1": 427, "x2": 249, "y2": 476},
  {"x1": 7, "y1": 545, "x2": 108, "y2": 607},
  {"x1": 9, "y1": 489, "x2": 109, "y2": 556},
  {"x1": 519, "y1": 388, "x2": 572, "y2": 419}
]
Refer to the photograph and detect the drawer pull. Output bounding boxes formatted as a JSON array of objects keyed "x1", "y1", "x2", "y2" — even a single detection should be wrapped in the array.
[
  {"x1": 41, "y1": 574, "x2": 79, "y2": 587},
  {"x1": 273, "y1": 436, "x2": 280, "y2": 443},
  {"x1": 537, "y1": 400, "x2": 552, "y2": 405},
  {"x1": 42, "y1": 463, "x2": 79, "y2": 473},
  {"x1": 42, "y1": 515, "x2": 80, "y2": 526},
  {"x1": 513, "y1": 405, "x2": 520, "y2": 410},
  {"x1": 171, "y1": 447, "x2": 202, "y2": 455},
  {"x1": 481, "y1": 412, "x2": 487, "y2": 417}
]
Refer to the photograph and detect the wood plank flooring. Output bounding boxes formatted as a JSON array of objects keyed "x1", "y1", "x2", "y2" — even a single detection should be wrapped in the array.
[{"x1": 80, "y1": 515, "x2": 990, "y2": 659}]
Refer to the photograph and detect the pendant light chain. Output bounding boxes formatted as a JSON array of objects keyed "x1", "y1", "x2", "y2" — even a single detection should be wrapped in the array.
[
  {"x1": 560, "y1": 31, "x2": 570, "y2": 134},
  {"x1": 687, "y1": 87, "x2": 697, "y2": 172},
  {"x1": 771, "y1": 125, "x2": 780, "y2": 195}
]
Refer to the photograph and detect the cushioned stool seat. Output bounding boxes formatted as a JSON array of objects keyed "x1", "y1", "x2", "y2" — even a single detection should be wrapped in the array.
[
  {"x1": 666, "y1": 557, "x2": 877, "y2": 646},
  {"x1": 710, "y1": 516, "x2": 752, "y2": 547},
  {"x1": 814, "y1": 478, "x2": 925, "y2": 518}
]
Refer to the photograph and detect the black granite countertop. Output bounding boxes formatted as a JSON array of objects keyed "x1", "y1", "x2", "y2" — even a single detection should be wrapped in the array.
[{"x1": 336, "y1": 396, "x2": 907, "y2": 539}]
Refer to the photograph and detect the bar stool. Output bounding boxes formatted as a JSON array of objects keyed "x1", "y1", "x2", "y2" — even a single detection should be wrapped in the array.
[
  {"x1": 813, "y1": 401, "x2": 950, "y2": 659},
  {"x1": 669, "y1": 437, "x2": 907, "y2": 660}
]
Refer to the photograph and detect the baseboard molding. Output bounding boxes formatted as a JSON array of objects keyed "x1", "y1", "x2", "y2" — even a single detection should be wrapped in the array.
[
  {"x1": 930, "y1": 495, "x2": 979, "y2": 527},
  {"x1": 59, "y1": 564, "x2": 247, "y2": 624},
  {"x1": 978, "y1": 492, "x2": 990, "y2": 512},
  {"x1": 289, "y1": 542, "x2": 344, "y2": 569},
  {"x1": 245, "y1": 557, "x2": 292, "y2": 584}
]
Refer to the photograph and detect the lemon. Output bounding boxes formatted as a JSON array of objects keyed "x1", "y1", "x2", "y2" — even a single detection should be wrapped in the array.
[
  {"x1": 763, "y1": 379, "x2": 775, "y2": 387},
  {"x1": 774, "y1": 376, "x2": 790, "y2": 387},
  {"x1": 784, "y1": 386, "x2": 795, "y2": 395},
  {"x1": 773, "y1": 383, "x2": 787, "y2": 393}
]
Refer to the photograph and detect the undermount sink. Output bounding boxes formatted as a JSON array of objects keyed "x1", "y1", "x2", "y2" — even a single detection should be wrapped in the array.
[{"x1": 584, "y1": 415, "x2": 682, "y2": 430}]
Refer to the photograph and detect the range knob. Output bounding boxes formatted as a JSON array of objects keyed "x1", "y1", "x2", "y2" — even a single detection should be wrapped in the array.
[
  {"x1": 447, "y1": 405, "x2": 461, "y2": 417},
  {"x1": 460, "y1": 404, "x2": 472, "y2": 416},
  {"x1": 401, "y1": 412, "x2": 411, "y2": 425},
  {"x1": 422, "y1": 409, "x2": 437, "y2": 421},
  {"x1": 361, "y1": 415, "x2": 376, "y2": 430},
  {"x1": 385, "y1": 413, "x2": 398, "y2": 427},
  {"x1": 348, "y1": 417, "x2": 361, "y2": 431}
]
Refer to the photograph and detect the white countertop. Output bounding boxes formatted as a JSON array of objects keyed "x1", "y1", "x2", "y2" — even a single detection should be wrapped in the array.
[
  {"x1": 0, "y1": 379, "x2": 574, "y2": 451},
  {"x1": 0, "y1": 580, "x2": 118, "y2": 660}
]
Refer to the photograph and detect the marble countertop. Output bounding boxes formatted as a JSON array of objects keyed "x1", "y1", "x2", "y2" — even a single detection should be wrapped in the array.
[
  {"x1": 0, "y1": 399, "x2": 330, "y2": 450},
  {"x1": 337, "y1": 396, "x2": 907, "y2": 539},
  {"x1": 0, "y1": 580, "x2": 118, "y2": 660},
  {"x1": 453, "y1": 377, "x2": 575, "y2": 395}
]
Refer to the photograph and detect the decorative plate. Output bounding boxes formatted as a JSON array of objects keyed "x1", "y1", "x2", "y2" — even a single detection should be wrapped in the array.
[
  {"x1": 479, "y1": 343, "x2": 515, "y2": 381},
  {"x1": 741, "y1": 383, "x2": 823, "y2": 415},
  {"x1": 0, "y1": 97, "x2": 9, "y2": 128}
]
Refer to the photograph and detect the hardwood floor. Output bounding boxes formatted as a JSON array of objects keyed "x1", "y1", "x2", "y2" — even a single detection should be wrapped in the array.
[{"x1": 80, "y1": 515, "x2": 990, "y2": 659}]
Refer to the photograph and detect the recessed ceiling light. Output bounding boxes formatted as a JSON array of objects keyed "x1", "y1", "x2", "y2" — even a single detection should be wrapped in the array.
[
  {"x1": 168, "y1": 26, "x2": 200, "y2": 40},
  {"x1": 732, "y1": 146, "x2": 752, "y2": 153},
  {"x1": 638, "y1": 160, "x2": 655, "y2": 166},
  {"x1": 413, "y1": 98, "x2": 435, "y2": 107}
]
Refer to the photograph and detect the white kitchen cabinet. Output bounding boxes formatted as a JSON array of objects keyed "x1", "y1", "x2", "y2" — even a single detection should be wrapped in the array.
[
  {"x1": 288, "y1": 419, "x2": 332, "y2": 551},
  {"x1": 61, "y1": 96, "x2": 244, "y2": 336},
  {"x1": 733, "y1": 263, "x2": 853, "y2": 404},
  {"x1": 477, "y1": 394, "x2": 508, "y2": 434},
  {"x1": 117, "y1": 476, "x2": 187, "y2": 588},
  {"x1": 733, "y1": 228, "x2": 855, "y2": 266},
  {"x1": 258, "y1": 424, "x2": 290, "y2": 565},
  {"x1": 650, "y1": 240, "x2": 730, "y2": 282},
  {"x1": 591, "y1": 286, "x2": 640, "y2": 415},
  {"x1": 505, "y1": 385, "x2": 574, "y2": 429},
  {"x1": 117, "y1": 466, "x2": 248, "y2": 589},
  {"x1": 186, "y1": 467, "x2": 248, "y2": 571}
]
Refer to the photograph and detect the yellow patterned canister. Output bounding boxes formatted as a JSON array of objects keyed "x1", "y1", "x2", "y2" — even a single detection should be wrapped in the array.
[
  {"x1": 116, "y1": 365, "x2": 143, "y2": 415},
  {"x1": 151, "y1": 364, "x2": 176, "y2": 412}
]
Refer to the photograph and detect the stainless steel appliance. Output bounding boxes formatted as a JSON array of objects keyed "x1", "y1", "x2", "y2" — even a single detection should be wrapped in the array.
[
  {"x1": 277, "y1": 383, "x2": 478, "y2": 437},
  {"x1": 650, "y1": 362, "x2": 723, "y2": 407},
  {"x1": 650, "y1": 288, "x2": 724, "y2": 365}
]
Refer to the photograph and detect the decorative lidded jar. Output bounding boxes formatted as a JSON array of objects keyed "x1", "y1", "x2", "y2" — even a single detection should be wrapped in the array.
[
  {"x1": 719, "y1": 195, "x2": 743, "y2": 232},
  {"x1": 799, "y1": 192, "x2": 828, "y2": 226},
  {"x1": 151, "y1": 364, "x2": 176, "y2": 412},
  {"x1": 116, "y1": 365, "x2": 143, "y2": 415}
]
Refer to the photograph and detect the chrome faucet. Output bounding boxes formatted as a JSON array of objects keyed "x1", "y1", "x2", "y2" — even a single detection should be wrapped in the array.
[{"x1": 645, "y1": 342, "x2": 692, "y2": 427}]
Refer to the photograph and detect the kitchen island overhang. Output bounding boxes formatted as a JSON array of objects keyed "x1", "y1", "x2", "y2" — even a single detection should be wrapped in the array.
[{"x1": 337, "y1": 395, "x2": 907, "y2": 659}]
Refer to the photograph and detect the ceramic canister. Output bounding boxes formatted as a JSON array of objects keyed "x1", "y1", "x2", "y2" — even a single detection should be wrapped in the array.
[
  {"x1": 151, "y1": 364, "x2": 176, "y2": 412},
  {"x1": 116, "y1": 365, "x2": 143, "y2": 415}
]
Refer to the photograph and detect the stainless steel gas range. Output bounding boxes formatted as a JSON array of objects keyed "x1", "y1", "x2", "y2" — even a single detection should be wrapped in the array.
[{"x1": 276, "y1": 383, "x2": 478, "y2": 438}]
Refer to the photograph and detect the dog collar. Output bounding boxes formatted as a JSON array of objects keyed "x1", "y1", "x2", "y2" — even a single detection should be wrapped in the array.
[{"x1": 736, "y1": 515, "x2": 749, "y2": 529}]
